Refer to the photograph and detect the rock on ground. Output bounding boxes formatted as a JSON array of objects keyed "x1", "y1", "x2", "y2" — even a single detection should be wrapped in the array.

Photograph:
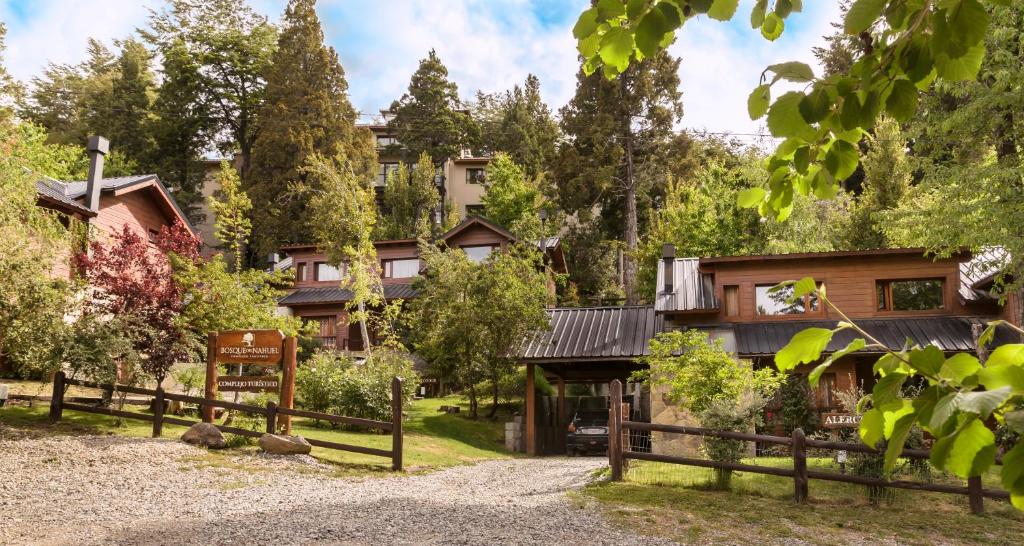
[
  {"x1": 180, "y1": 422, "x2": 225, "y2": 449},
  {"x1": 0, "y1": 431, "x2": 675, "y2": 546},
  {"x1": 258, "y1": 433, "x2": 312, "y2": 455}
]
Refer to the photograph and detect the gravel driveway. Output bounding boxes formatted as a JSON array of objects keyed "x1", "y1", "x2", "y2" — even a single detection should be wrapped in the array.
[{"x1": 0, "y1": 432, "x2": 674, "y2": 545}]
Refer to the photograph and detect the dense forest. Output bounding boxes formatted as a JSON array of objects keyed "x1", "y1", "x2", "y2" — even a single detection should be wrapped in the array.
[{"x1": 9, "y1": 0, "x2": 1024, "y2": 305}]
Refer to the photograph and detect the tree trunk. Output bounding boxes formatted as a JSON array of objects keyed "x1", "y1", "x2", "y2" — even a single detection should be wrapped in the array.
[
  {"x1": 468, "y1": 382, "x2": 479, "y2": 419},
  {"x1": 620, "y1": 75, "x2": 639, "y2": 305},
  {"x1": 358, "y1": 299, "x2": 373, "y2": 357},
  {"x1": 486, "y1": 374, "x2": 499, "y2": 420}
]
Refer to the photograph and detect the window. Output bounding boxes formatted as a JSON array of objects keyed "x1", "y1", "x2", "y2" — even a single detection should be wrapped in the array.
[
  {"x1": 377, "y1": 162, "x2": 400, "y2": 186},
  {"x1": 465, "y1": 204, "x2": 485, "y2": 216},
  {"x1": 466, "y1": 168, "x2": 486, "y2": 184},
  {"x1": 876, "y1": 279, "x2": 944, "y2": 311},
  {"x1": 382, "y1": 258, "x2": 419, "y2": 279},
  {"x1": 375, "y1": 136, "x2": 397, "y2": 148},
  {"x1": 462, "y1": 245, "x2": 495, "y2": 263},
  {"x1": 315, "y1": 262, "x2": 342, "y2": 282},
  {"x1": 307, "y1": 316, "x2": 337, "y2": 348},
  {"x1": 755, "y1": 284, "x2": 820, "y2": 316},
  {"x1": 723, "y1": 285, "x2": 740, "y2": 317},
  {"x1": 147, "y1": 228, "x2": 159, "y2": 244},
  {"x1": 295, "y1": 262, "x2": 307, "y2": 283},
  {"x1": 816, "y1": 373, "x2": 837, "y2": 409}
]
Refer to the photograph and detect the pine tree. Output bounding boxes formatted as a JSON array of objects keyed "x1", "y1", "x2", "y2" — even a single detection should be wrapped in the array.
[
  {"x1": 388, "y1": 49, "x2": 478, "y2": 163},
  {"x1": 247, "y1": 0, "x2": 376, "y2": 255},
  {"x1": 846, "y1": 118, "x2": 911, "y2": 249},
  {"x1": 476, "y1": 74, "x2": 559, "y2": 178},
  {"x1": 553, "y1": 51, "x2": 682, "y2": 304},
  {"x1": 208, "y1": 161, "x2": 253, "y2": 272},
  {"x1": 94, "y1": 39, "x2": 156, "y2": 170},
  {"x1": 378, "y1": 152, "x2": 441, "y2": 240}
]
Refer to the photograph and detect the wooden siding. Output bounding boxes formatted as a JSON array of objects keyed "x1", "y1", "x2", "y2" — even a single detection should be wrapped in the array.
[
  {"x1": 93, "y1": 189, "x2": 176, "y2": 242},
  {"x1": 696, "y1": 254, "x2": 964, "y2": 323}
]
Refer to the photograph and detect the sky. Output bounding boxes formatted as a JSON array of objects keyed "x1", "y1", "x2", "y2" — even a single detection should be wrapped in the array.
[{"x1": 0, "y1": 0, "x2": 841, "y2": 137}]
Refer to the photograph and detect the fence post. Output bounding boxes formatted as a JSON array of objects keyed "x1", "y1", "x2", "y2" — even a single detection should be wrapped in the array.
[
  {"x1": 609, "y1": 379, "x2": 623, "y2": 481},
  {"x1": 968, "y1": 475, "x2": 984, "y2": 515},
  {"x1": 793, "y1": 427, "x2": 809, "y2": 503},
  {"x1": 203, "y1": 332, "x2": 218, "y2": 423},
  {"x1": 266, "y1": 401, "x2": 277, "y2": 435},
  {"x1": 152, "y1": 387, "x2": 165, "y2": 438},
  {"x1": 391, "y1": 377, "x2": 404, "y2": 472},
  {"x1": 48, "y1": 371, "x2": 66, "y2": 423}
]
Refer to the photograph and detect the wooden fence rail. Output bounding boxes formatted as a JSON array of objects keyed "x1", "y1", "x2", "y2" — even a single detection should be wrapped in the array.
[
  {"x1": 607, "y1": 379, "x2": 1009, "y2": 515},
  {"x1": 49, "y1": 372, "x2": 404, "y2": 471}
]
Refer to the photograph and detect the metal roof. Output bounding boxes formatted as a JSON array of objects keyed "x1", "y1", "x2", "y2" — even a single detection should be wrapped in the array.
[
  {"x1": 960, "y1": 247, "x2": 1007, "y2": 302},
  {"x1": 36, "y1": 180, "x2": 94, "y2": 215},
  {"x1": 279, "y1": 283, "x2": 418, "y2": 306},
  {"x1": 732, "y1": 317, "x2": 1018, "y2": 356},
  {"x1": 519, "y1": 306, "x2": 660, "y2": 362},
  {"x1": 61, "y1": 175, "x2": 158, "y2": 198},
  {"x1": 655, "y1": 258, "x2": 719, "y2": 313},
  {"x1": 36, "y1": 175, "x2": 196, "y2": 234}
]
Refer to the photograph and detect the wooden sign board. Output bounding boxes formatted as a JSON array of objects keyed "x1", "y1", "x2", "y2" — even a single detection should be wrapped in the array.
[
  {"x1": 215, "y1": 329, "x2": 284, "y2": 365},
  {"x1": 822, "y1": 413, "x2": 861, "y2": 429},
  {"x1": 217, "y1": 375, "x2": 280, "y2": 393}
]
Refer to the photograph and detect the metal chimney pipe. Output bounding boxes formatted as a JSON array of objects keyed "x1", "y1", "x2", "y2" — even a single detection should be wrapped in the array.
[
  {"x1": 662, "y1": 243, "x2": 676, "y2": 294},
  {"x1": 85, "y1": 136, "x2": 109, "y2": 212}
]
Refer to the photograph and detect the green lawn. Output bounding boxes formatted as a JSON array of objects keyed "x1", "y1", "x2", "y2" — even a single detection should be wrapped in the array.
[
  {"x1": 0, "y1": 395, "x2": 517, "y2": 473},
  {"x1": 580, "y1": 459, "x2": 1024, "y2": 545}
]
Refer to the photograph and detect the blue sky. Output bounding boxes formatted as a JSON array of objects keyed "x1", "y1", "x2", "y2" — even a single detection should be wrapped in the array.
[{"x1": 1, "y1": 0, "x2": 840, "y2": 136}]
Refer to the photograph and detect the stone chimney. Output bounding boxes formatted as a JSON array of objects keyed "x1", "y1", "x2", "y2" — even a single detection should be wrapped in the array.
[
  {"x1": 85, "y1": 136, "x2": 109, "y2": 212},
  {"x1": 662, "y1": 244, "x2": 676, "y2": 294}
]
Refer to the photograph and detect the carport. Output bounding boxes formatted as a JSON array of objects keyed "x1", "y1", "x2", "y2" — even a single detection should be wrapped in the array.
[{"x1": 518, "y1": 306, "x2": 660, "y2": 456}]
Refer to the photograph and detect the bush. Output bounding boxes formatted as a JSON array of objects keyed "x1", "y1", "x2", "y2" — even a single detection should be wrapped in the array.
[
  {"x1": 777, "y1": 374, "x2": 818, "y2": 435},
  {"x1": 295, "y1": 348, "x2": 419, "y2": 426}
]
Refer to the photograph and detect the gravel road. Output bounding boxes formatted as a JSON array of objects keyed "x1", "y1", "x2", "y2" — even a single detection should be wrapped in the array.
[{"x1": 0, "y1": 432, "x2": 674, "y2": 546}]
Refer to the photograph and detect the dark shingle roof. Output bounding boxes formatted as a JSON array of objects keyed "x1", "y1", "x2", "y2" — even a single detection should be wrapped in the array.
[
  {"x1": 279, "y1": 283, "x2": 418, "y2": 305},
  {"x1": 61, "y1": 175, "x2": 157, "y2": 198},
  {"x1": 519, "y1": 306, "x2": 660, "y2": 362},
  {"x1": 960, "y1": 247, "x2": 1008, "y2": 302},
  {"x1": 733, "y1": 317, "x2": 1017, "y2": 356},
  {"x1": 655, "y1": 258, "x2": 719, "y2": 313},
  {"x1": 36, "y1": 180, "x2": 93, "y2": 215}
]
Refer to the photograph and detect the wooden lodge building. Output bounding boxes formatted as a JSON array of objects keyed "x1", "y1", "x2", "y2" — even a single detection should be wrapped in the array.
[
  {"x1": 517, "y1": 244, "x2": 1019, "y2": 456},
  {"x1": 275, "y1": 215, "x2": 567, "y2": 353}
]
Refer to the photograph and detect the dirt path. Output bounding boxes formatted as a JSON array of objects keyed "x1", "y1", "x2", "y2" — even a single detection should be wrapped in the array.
[{"x1": 0, "y1": 432, "x2": 674, "y2": 545}]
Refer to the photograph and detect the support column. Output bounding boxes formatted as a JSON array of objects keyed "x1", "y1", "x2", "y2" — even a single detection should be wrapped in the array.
[
  {"x1": 526, "y1": 363, "x2": 536, "y2": 456},
  {"x1": 557, "y1": 376, "x2": 566, "y2": 454}
]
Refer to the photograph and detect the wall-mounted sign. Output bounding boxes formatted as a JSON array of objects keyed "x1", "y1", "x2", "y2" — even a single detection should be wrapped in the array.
[
  {"x1": 822, "y1": 413, "x2": 861, "y2": 429},
  {"x1": 217, "y1": 375, "x2": 280, "y2": 393},
  {"x1": 215, "y1": 330, "x2": 284, "y2": 365}
]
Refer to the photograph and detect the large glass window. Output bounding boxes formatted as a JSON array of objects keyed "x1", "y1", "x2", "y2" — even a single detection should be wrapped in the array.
[
  {"x1": 755, "y1": 284, "x2": 819, "y2": 316},
  {"x1": 315, "y1": 262, "x2": 342, "y2": 282},
  {"x1": 383, "y1": 258, "x2": 420, "y2": 279},
  {"x1": 466, "y1": 168, "x2": 486, "y2": 184},
  {"x1": 876, "y1": 279, "x2": 944, "y2": 311},
  {"x1": 377, "y1": 162, "x2": 400, "y2": 186},
  {"x1": 462, "y1": 245, "x2": 495, "y2": 263},
  {"x1": 375, "y1": 136, "x2": 397, "y2": 148}
]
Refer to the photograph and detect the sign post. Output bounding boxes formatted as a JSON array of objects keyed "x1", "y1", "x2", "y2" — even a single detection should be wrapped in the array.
[{"x1": 203, "y1": 329, "x2": 296, "y2": 432}]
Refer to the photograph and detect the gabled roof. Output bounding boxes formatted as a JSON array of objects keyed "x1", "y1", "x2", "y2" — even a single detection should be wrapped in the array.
[
  {"x1": 960, "y1": 247, "x2": 1008, "y2": 302},
  {"x1": 36, "y1": 175, "x2": 196, "y2": 234},
  {"x1": 440, "y1": 215, "x2": 516, "y2": 243},
  {"x1": 36, "y1": 179, "x2": 95, "y2": 216},
  {"x1": 519, "y1": 306, "x2": 660, "y2": 362},
  {"x1": 699, "y1": 247, "x2": 965, "y2": 264},
  {"x1": 655, "y1": 258, "x2": 719, "y2": 313}
]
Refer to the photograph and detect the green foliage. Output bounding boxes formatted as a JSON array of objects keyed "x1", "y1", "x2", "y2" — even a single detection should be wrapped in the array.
[
  {"x1": 572, "y1": 0, "x2": 998, "y2": 218},
  {"x1": 378, "y1": 152, "x2": 441, "y2": 240},
  {"x1": 172, "y1": 254, "x2": 310, "y2": 338},
  {"x1": 173, "y1": 364, "x2": 205, "y2": 398},
  {"x1": 776, "y1": 282, "x2": 1024, "y2": 510},
  {"x1": 206, "y1": 161, "x2": 252, "y2": 272},
  {"x1": 480, "y1": 153, "x2": 547, "y2": 240},
  {"x1": 388, "y1": 49, "x2": 478, "y2": 163},
  {"x1": 409, "y1": 243, "x2": 549, "y2": 419},
  {"x1": 295, "y1": 349, "x2": 419, "y2": 424},
  {"x1": 474, "y1": 74, "x2": 561, "y2": 178},
  {"x1": 58, "y1": 314, "x2": 144, "y2": 387},
  {"x1": 777, "y1": 374, "x2": 818, "y2": 435},
  {"x1": 846, "y1": 117, "x2": 911, "y2": 250},
  {"x1": 246, "y1": 0, "x2": 375, "y2": 255}
]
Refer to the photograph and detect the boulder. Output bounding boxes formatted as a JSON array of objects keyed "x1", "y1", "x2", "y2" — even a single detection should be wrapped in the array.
[
  {"x1": 181, "y1": 422, "x2": 226, "y2": 449},
  {"x1": 259, "y1": 433, "x2": 312, "y2": 455}
]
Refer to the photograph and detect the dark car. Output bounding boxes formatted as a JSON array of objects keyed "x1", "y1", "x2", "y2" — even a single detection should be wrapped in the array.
[{"x1": 567, "y1": 408, "x2": 609, "y2": 456}]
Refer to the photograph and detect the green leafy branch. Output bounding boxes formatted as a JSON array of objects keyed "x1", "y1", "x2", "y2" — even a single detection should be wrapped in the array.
[
  {"x1": 573, "y1": 0, "x2": 1006, "y2": 218},
  {"x1": 773, "y1": 277, "x2": 1024, "y2": 510}
]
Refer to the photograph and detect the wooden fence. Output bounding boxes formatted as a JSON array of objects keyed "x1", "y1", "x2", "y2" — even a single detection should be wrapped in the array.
[
  {"x1": 48, "y1": 371, "x2": 404, "y2": 471},
  {"x1": 608, "y1": 380, "x2": 1009, "y2": 515}
]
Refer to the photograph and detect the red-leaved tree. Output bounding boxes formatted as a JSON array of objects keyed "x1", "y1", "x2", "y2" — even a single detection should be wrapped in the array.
[{"x1": 74, "y1": 222, "x2": 201, "y2": 385}]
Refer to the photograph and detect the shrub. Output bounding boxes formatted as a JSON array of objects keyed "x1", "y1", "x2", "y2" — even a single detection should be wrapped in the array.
[
  {"x1": 777, "y1": 374, "x2": 818, "y2": 435},
  {"x1": 295, "y1": 351, "x2": 351, "y2": 416}
]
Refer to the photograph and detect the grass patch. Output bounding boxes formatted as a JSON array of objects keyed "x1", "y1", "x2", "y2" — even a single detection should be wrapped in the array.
[
  {"x1": 580, "y1": 459, "x2": 1024, "y2": 545},
  {"x1": 0, "y1": 395, "x2": 516, "y2": 475}
]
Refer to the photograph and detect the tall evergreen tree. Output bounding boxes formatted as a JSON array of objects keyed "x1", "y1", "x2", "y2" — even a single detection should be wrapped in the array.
[
  {"x1": 247, "y1": 0, "x2": 375, "y2": 255},
  {"x1": 846, "y1": 117, "x2": 911, "y2": 250},
  {"x1": 378, "y1": 152, "x2": 441, "y2": 240},
  {"x1": 553, "y1": 51, "x2": 682, "y2": 304},
  {"x1": 388, "y1": 49, "x2": 478, "y2": 163},
  {"x1": 93, "y1": 39, "x2": 156, "y2": 170},
  {"x1": 144, "y1": 0, "x2": 277, "y2": 177},
  {"x1": 476, "y1": 74, "x2": 559, "y2": 178}
]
